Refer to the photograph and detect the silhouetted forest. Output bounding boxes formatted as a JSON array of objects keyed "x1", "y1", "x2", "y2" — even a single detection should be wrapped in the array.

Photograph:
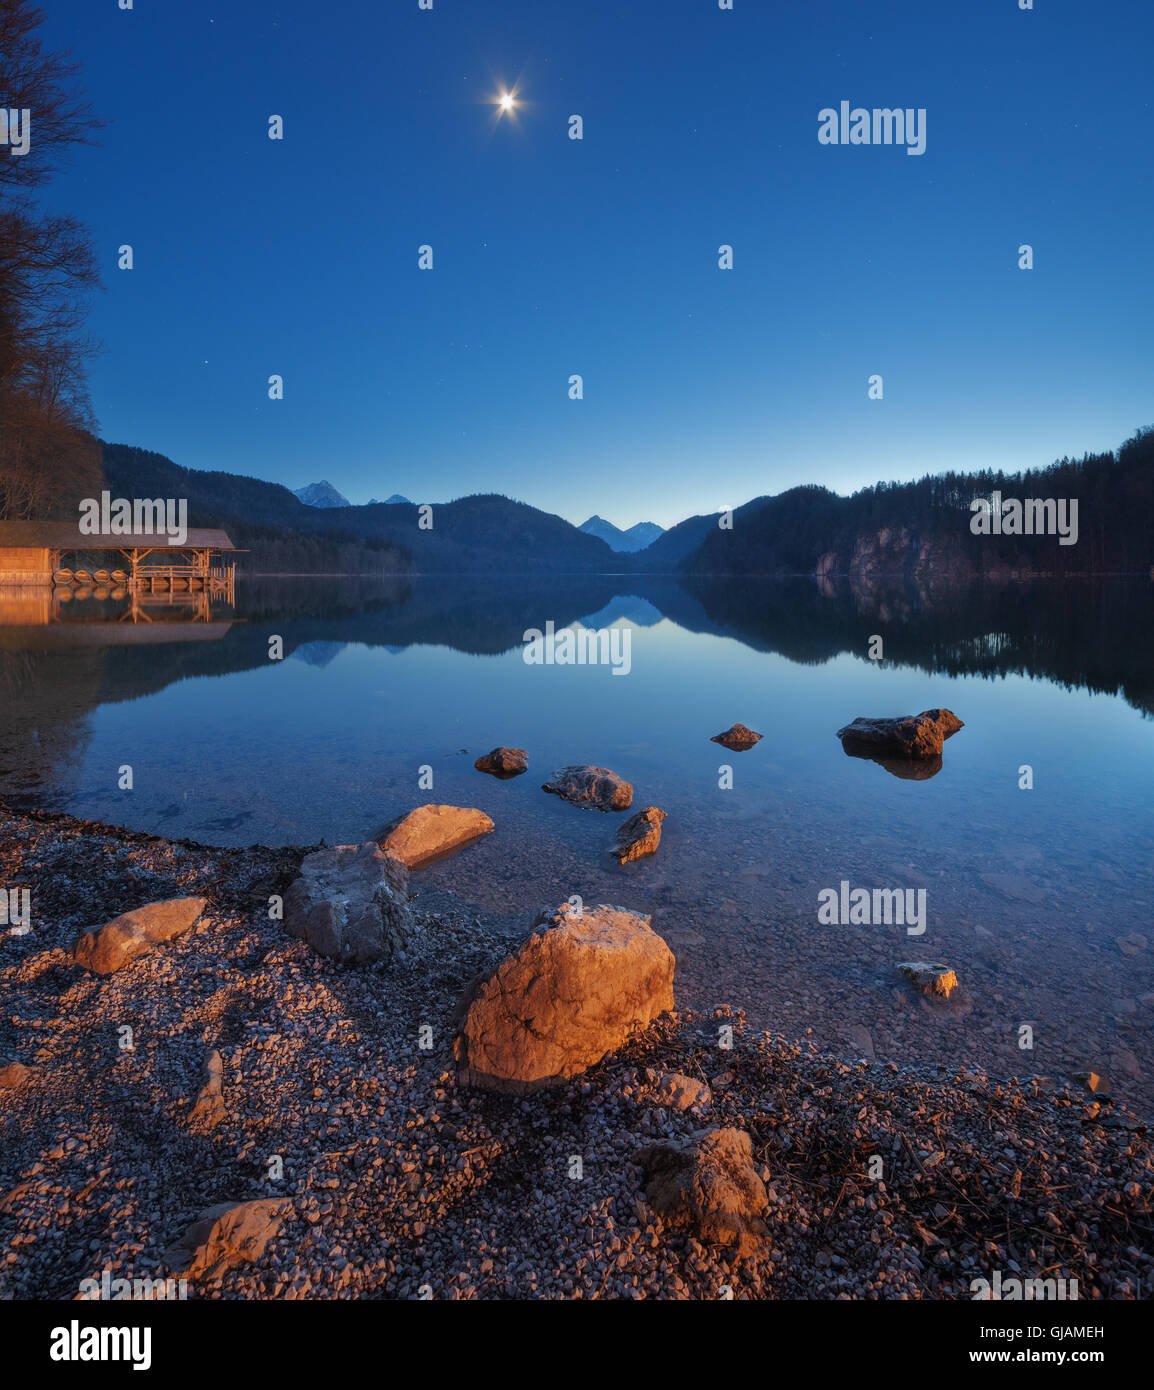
[{"x1": 685, "y1": 429, "x2": 1154, "y2": 578}]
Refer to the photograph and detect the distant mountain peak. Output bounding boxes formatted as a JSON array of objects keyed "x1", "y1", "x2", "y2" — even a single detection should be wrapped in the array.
[
  {"x1": 579, "y1": 515, "x2": 665, "y2": 553},
  {"x1": 368, "y1": 493, "x2": 412, "y2": 506},
  {"x1": 294, "y1": 480, "x2": 350, "y2": 508}
]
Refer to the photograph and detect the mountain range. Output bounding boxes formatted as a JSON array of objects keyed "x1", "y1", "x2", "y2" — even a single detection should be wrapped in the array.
[
  {"x1": 578, "y1": 515, "x2": 665, "y2": 552},
  {"x1": 98, "y1": 426, "x2": 1154, "y2": 579},
  {"x1": 294, "y1": 482, "x2": 414, "y2": 509}
]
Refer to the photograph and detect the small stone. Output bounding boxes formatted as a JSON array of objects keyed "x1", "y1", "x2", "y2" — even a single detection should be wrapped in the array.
[
  {"x1": 379, "y1": 805, "x2": 495, "y2": 869},
  {"x1": 897, "y1": 962, "x2": 958, "y2": 999},
  {"x1": 634, "y1": 1128, "x2": 767, "y2": 1256},
  {"x1": 1073, "y1": 1071, "x2": 1105, "y2": 1093},
  {"x1": 188, "y1": 1050, "x2": 225, "y2": 1130},
  {"x1": 610, "y1": 807, "x2": 666, "y2": 864},
  {"x1": 474, "y1": 747, "x2": 528, "y2": 778},
  {"x1": 73, "y1": 897, "x2": 208, "y2": 975},
  {"x1": 0, "y1": 1062, "x2": 34, "y2": 1090},
  {"x1": 164, "y1": 1199, "x2": 292, "y2": 1281},
  {"x1": 711, "y1": 724, "x2": 762, "y2": 752},
  {"x1": 836, "y1": 709, "x2": 964, "y2": 760},
  {"x1": 541, "y1": 766, "x2": 633, "y2": 813},
  {"x1": 648, "y1": 1071, "x2": 711, "y2": 1113}
]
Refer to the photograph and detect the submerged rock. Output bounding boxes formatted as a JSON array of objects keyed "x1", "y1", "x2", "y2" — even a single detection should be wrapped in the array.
[
  {"x1": 898, "y1": 962, "x2": 959, "y2": 999},
  {"x1": 611, "y1": 806, "x2": 666, "y2": 863},
  {"x1": 711, "y1": 723, "x2": 763, "y2": 751},
  {"x1": 837, "y1": 708, "x2": 964, "y2": 760},
  {"x1": 284, "y1": 843, "x2": 412, "y2": 963},
  {"x1": 542, "y1": 765, "x2": 633, "y2": 812},
  {"x1": 72, "y1": 897, "x2": 208, "y2": 975},
  {"x1": 634, "y1": 1127, "x2": 767, "y2": 1255},
  {"x1": 1073, "y1": 1070, "x2": 1108, "y2": 1094},
  {"x1": 454, "y1": 901, "x2": 674, "y2": 1093},
  {"x1": 474, "y1": 747, "x2": 528, "y2": 778},
  {"x1": 164, "y1": 1199, "x2": 292, "y2": 1281},
  {"x1": 378, "y1": 804, "x2": 495, "y2": 868}
]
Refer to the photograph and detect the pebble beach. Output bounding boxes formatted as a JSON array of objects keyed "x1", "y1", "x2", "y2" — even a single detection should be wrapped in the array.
[{"x1": 1, "y1": 805, "x2": 1150, "y2": 1301}]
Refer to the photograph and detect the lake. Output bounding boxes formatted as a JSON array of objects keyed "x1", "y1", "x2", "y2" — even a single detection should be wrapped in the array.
[{"x1": 2, "y1": 574, "x2": 1152, "y2": 1108}]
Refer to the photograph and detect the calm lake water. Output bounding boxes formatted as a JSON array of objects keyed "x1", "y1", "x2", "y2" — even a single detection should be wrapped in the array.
[{"x1": 3, "y1": 575, "x2": 1153, "y2": 1108}]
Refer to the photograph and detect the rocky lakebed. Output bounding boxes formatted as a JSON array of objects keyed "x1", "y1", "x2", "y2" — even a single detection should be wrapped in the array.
[{"x1": 0, "y1": 727, "x2": 1151, "y2": 1301}]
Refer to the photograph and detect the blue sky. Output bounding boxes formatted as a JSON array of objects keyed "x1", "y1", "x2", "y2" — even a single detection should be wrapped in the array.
[{"x1": 40, "y1": 0, "x2": 1154, "y2": 529}]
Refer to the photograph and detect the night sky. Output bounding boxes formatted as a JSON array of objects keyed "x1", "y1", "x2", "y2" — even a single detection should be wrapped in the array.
[{"x1": 39, "y1": 0, "x2": 1154, "y2": 528}]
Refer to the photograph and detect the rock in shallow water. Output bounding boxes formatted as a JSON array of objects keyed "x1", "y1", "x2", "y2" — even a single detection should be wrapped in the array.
[
  {"x1": 611, "y1": 806, "x2": 666, "y2": 863},
  {"x1": 542, "y1": 765, "x2": 633, "y2": 812},
  {"x1": 836, "y1": 708, "x2": 964, "y2": 760},
  {"x1": 72, "y1": 897, "x2": 208, "y2": 975},
  {"x1": 474, "y1": 747, "x2": 528, "y2": 778},
  {"x1": 711, "y1": 723, "x2": 763, "y2": 751},
  {"x1": 284, "y1": 843, "x2": 412, "y2": 962},
  {"x1": 898, "y1": 961, "x2": 959, "y2": 999},
  {"x1": 454, "y1": 901, "x2": 674, "y2": 1093},
  {"x1": 378, "y1": 804, "x2": 495, "y2": 867}
]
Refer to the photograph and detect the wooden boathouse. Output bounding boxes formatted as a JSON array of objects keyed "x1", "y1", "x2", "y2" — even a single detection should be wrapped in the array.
[{"x1": 0, "y1": 521, "x2": 238, "y2": 596}]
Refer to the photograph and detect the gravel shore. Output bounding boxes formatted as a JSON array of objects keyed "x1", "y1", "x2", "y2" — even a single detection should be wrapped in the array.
[{"x1": 1, "y1": 805, "x2": 1150, "y2": 1300}]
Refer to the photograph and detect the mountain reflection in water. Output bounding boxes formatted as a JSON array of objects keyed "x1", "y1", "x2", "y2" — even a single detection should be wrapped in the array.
[{"x1": 1, "y1": 574, "x2": 1152, "y2": 1109}]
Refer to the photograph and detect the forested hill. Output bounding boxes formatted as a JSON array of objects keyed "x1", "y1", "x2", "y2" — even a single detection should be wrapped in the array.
[
  {"x1": 99, "y1": 428, "x2": 1154, "y2": 579},
  {"x1": 101, "y1": 445, "x2": 615, "y2": 574},
  {"x1": 684, "y1": 429, "x2": 1154, "y2": 579}
]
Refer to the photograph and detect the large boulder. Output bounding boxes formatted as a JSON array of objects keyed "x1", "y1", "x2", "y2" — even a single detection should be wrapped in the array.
[
  {"x1": 542, "y1": 765, "x2": 633, "y2": 812},
  {"x1": 634, "y1": 1127, "x2": 768, "y2": 1255},
  {"x1": 378, "y1": 804, "x2": 495, "y2": 868},
  {"x1": 163, "y1": 1199, "x2": 291, "y2": 1280},
  {"x1": 611, "y1": 806, "x2": 666, "y2": 863},
  {"x1": 474, "y1": 747, "x2": 528, "y2": 778},
  {"x1": 454, "y1": 901, "x2": 675, "y2": 1093},
  {"x1": 72, "y1": 897, "x2": 208, "y2": 975},
  {"x1": 284, "y1": 843, "x2": 412, "y2": 962},
  {"x1": 836, "y1": 708, "x2": 964, "y2": 760}
]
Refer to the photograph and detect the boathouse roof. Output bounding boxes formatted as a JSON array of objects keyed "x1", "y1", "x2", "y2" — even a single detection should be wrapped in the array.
[{"x1": 0, "y1": 521, "x2": 236, "y2": 550}]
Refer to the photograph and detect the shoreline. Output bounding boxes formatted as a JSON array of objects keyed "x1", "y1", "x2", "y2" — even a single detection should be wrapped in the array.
[{"x1": 1, "y1": 803, "x2": 1150, "y2": 1300}]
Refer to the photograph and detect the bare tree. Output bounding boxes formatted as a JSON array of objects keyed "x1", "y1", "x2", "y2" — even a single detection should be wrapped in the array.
[
  {"x1": 0, "y1": 0, "x2": 102, "y2": 189},
  {"x1": 0, "y1": 0, "x2": 103, "y2": 519}
]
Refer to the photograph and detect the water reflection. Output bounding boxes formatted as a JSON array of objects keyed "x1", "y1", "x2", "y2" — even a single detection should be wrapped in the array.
[{"x1": 1, "y1": 572, "x2": 1152, "y2": 1110}]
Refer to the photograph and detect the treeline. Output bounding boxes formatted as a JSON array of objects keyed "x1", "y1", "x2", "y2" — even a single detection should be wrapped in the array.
[
  {"x1": 104, "y1": 446, "x2": 412, "y2": 575},
  {"x1": 103, "y1": 446, "x2": 614, "y2": 572},
  {"x1": 0, "y1": 0, "x2": 102, "y2": 520},
  {"x1": 685, "y1": 428, "x2": 1154, "y2": 577},
  {"x1": 216, "y1": 519, "x2": 411, "y2": 577}
]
